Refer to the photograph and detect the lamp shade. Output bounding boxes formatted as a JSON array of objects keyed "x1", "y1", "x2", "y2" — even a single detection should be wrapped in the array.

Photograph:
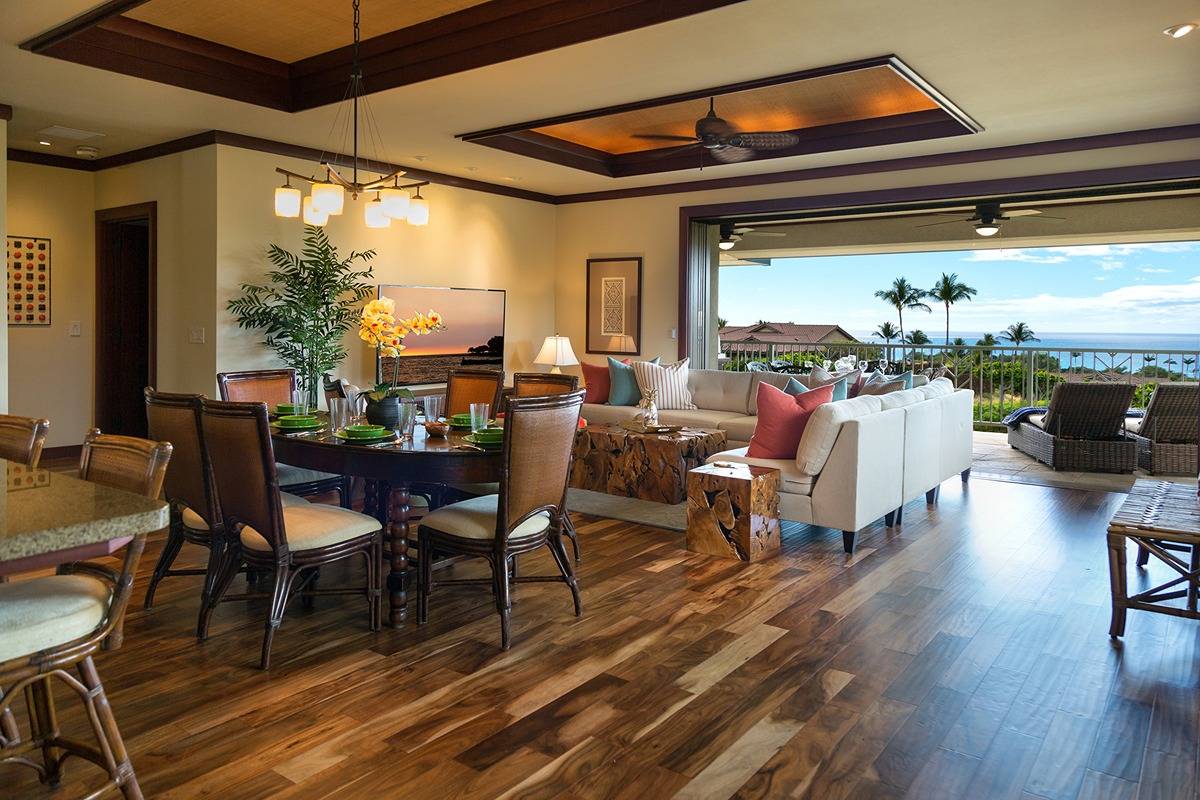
[
  {"x1": 274, "y1": 185, "x2": 301, "y2": 218},
  {"x1": 534, "y1": 335, "x2": 579, "y2": 371},
  {"x1": 364, "y1": 198, "x2": 391, "y2": 228},
  {"x1": 380, "y1": 187, "x2": 410, "y2": 219},
  {"x1": 311, "y1": 182, "x2": 345, "y2": 215},
  {"x1": 407, "y1": 194, "x2": 430, "y2": 226},
  {"x1": 302, "y1": 195, "x2": 329, "y2": 226}
]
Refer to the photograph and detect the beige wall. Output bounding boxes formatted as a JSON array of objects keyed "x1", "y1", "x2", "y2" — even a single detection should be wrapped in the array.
[
  {"x1": 5, "y1": 162, "x2": 95, "y2": 446},
  {"x1": 214, "y1": 145, "x2": 559, "y2": 392},
  {"x1": 95, "y1": 147, "x2": 218, "y2": 398},
  {"x1": 0, "y1": 119, "x2": 6, "y2": 414},
  {"x1": 553, "y1": 138, "x2": 1200, "y2": 371}
]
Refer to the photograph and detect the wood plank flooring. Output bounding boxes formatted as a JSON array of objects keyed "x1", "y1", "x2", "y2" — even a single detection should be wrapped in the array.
[{"x1": 4, "y1": 478, "x2": 1199, "y2": 799}]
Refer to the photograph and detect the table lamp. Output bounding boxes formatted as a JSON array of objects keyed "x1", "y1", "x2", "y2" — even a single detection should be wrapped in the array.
[{"x1": 534, "y1": 335, "x2": 579, "y2": 374}]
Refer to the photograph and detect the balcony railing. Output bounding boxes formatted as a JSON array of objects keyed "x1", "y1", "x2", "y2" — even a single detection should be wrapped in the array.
[{"x1": 718, "y1": 340, "x2": 1200, "y2": 428}]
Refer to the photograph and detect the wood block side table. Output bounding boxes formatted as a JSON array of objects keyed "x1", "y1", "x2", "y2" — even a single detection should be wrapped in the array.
[
  {"x1": 686, "y1": 463, "x2": 781, "y2": 561},
  {"x1": 1107, "y1": 480, "x2": 1200, "y2": 638}
]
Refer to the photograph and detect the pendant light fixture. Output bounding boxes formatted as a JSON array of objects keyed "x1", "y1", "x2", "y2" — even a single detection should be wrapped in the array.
[{"x1": 271, "y1": 0, "x2": 430, "y2": 228}]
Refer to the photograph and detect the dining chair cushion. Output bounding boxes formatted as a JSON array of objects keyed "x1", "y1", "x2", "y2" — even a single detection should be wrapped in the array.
[
  {"x1": 0, "y1": 575, "x2": 111, "y2": 662},
  {"x1": 239, "y1": 503, "x2": 380, "y2": 552},
  {"x1": 181, "y1": 492, "x2": 308, "y2": 531},
  {"x1": 452, "y1": 481, "x2": 500, "y2": 497},
  {"x1": 276, "y1": 463, "x2": 341, "y2": 487},
  {"x1": 420, "y1": 494, "x2": 551, "y2": 541}
]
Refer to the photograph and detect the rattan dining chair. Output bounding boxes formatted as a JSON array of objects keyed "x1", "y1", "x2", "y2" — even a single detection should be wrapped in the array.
[
  {"x1": 200, "y1": 399, "x2": 383, "y2": 669},
  {"x1": 417, "y1": 390, "x2": 585, "y2": 650},
  {"x1": 512, "y1": 372, "x2": 580, "y2": 397},
  {"x1": 0, "y1": 429, "x2": 171, "y2": 799},
  {"x1": 444, "y1": 368, "x2": 504, "y2": 418},
  {"x1": 217, "y1": 368, "x2": 349, "y2": 506},
  {"x1": 0, "y1": 413, "x2": 50, "y2": 467}
]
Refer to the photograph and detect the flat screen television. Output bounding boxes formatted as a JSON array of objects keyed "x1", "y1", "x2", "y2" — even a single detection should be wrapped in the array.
[{"x1": 376, "y1": 285, "x2": 505, "y2": 386}]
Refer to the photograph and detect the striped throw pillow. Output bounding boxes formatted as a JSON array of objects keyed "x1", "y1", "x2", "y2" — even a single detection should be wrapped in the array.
[{"x1": 632, "y1": 358, "x2": 696, "y2": 410}]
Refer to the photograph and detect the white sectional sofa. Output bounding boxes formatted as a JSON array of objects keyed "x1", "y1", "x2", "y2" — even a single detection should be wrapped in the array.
[{"x1": 705, "y1": 378, "x2": 973, "y2": 553}]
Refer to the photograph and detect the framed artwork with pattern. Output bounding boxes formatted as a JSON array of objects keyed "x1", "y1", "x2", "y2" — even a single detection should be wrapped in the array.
[
  {"x1": 586, "y1": 257, "x2": 641, "y2": 355},
  {"x1": 6, "y1": 236, "x2": 51, "y2": 326}
]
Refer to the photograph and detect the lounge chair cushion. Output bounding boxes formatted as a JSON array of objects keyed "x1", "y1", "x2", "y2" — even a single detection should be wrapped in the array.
[
  {"x1": 1123, "y1": 417, "x2": 1143, "y2": 435},
  {"x1": 240, "y1": 503, "x2": 380, "y2": 552},
  {"x1": 0, "y1": 575, "x2": 111, "y2": 662},
  {"x1": 420, "y1": 494, "x2": 551, "y2": 540},
  {"x1": 1026, "y1": 413, "x2": 1047, "y2": 430}
]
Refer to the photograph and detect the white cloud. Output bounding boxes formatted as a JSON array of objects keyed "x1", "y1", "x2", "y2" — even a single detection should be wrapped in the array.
[
  {"x1": 963, "y1": 242, "x2": 1198, "y2": 266},
  {"x1": 959, "y1": 276, "x2": 1200, "y2": 328},
  {"x1": 963, "y1": 249, "x2": 1068, "y2": 264},
  {"x1": 1097, "y1": 260, "x2": 1124, "y2": 271},
  {"x1": 1094, "y1": 276, "x2": 1107, "y2": 281},
  {"x1": 1140, "y1": 267, "x2": 1171, "y2": 274}
]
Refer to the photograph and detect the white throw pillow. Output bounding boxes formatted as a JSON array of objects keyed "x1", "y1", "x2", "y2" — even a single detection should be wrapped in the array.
[{"x1": 632, "y1": 358, "x2": 696, "y2": 410}]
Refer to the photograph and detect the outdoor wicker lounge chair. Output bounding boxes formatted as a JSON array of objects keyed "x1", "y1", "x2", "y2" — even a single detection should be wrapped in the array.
[
  {"x1": 1008, "y1": 382, "x2": 1137, "y2": 473},
  {"x1": 1124, "y1": 383, "x2": 1199, "y2": 475}
]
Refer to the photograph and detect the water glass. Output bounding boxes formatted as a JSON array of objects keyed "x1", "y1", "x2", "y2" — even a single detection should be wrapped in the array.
[
  {"x1": 397, "y1": 399, "x2": 418, "y2": 441},
  {"x1": 423, "y1": 394, "x2": 444, "y2": 422},
  {"x1": 469, "y1": 402, "x2": 490, "y2": 433},
  {"x1": 328, "y1": 398, "x2": 350, "y2": 431},
  {"x1": 290, "y1": 389, "x2": 308, "y2": 416}
]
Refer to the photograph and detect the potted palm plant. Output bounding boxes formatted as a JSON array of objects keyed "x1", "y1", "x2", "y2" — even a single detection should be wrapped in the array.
[{"x1": 227, "y1": 226, "x2": 375, "y2": 408}]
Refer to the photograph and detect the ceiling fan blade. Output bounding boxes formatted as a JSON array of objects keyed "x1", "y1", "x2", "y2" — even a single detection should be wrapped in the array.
[
  {"x1": 711, "y1": 146, "x2": 755, "y2": 164},
  {"x1": 1015, "y1": 214, "x2": 1067, "y2": 222},
  {"x1": 1004, "y1": 209, "x2": 1042, "y2": 217},
  {"x1": 635, "y1": 142, "x2": 702, "y2": 160},
  {"x1": 631, "y1": 133, "x2": 699, "y2": 142},
  {"x1": 726, "y1": 131, "x2": 800, "y2": 149},
  {"x1": 914, "y1": 219, "x2": 969, "y2": 228},
  {"x1": 744, "y1": 231, "x2": 787, "y2": 237}
]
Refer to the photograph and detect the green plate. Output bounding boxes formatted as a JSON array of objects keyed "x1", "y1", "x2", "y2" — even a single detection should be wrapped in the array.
[
  {"x1": 342, "y1": 424, "x2": 387, "y2": 438},
  {"x1": 463, "y1": 433, "x2": 503, "y2": 449},
  {"x1": 472, "y1": 427, "x2": 504, "y2": 442},
  {"x1": 273, "y1": 415, "x2": 321, "y2": 430},
  {"x1": 275, "y1": 403, "x2": 304, "y2": 415},
  {"x1": 334, "y1": 430, "x2": 396, "y2": 445}
]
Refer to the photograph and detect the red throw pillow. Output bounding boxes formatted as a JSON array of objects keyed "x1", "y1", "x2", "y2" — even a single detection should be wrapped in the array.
[
  {"x1": 747, "y1": 382, "x2": 834, "y2": 459},
  {"x1": 582, "y1": 359, "x2": 629, "y2": 404}
]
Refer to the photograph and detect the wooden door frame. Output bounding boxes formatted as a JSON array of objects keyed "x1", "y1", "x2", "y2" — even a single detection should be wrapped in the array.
[{"x1": 94, "y1": 201, "x2": 158, "y2": 426}]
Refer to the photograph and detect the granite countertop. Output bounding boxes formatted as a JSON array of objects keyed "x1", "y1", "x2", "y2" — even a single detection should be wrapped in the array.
[{"x1": 0, "y1": 459, "x2": 169, "y2": 562}]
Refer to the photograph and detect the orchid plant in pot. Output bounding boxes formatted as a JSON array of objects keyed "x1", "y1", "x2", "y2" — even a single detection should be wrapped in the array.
[{"x1": 358, "y1": 298, "x2": 445, "y2": 427}]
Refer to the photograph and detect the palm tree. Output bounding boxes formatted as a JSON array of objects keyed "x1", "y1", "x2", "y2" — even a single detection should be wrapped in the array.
[
  {"x1": 905, "y1": 330, "x2": 931, "y2": 345},
  {"x1": 928, "y1": 272, "x2": 977, "y2": 349},
  {"x1": 1000, "y1": 322, "x2": 1040, "y2": 345},
  {"x1": 873, "y1": 321, "x2": 899, "y2": 361},
  {"x1": 950, "y1": 337, "x2": 968, "y2": 358},
  {"x1": 874, "y1": 277, "x2": 931, "y2": 366},
  {"x1": 717, "y1": 316, "x2": 728, "y2": 329},
  {"x1": 1184, "y1": 356, "x2": 1196, "y2": 378},
  {"x1": 975, "y1": 333, "x2": 997, "y2": 359}
]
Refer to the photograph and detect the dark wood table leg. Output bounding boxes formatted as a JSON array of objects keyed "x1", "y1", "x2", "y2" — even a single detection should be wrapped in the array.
[{"x1": 386, "y1": 482, "x2": 412, "y2": 627}]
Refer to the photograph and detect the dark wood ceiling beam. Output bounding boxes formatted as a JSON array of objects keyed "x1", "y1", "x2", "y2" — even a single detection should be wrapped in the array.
[
  {"x1": 0, "y1": 104, "x2": 12, "y2": 121},
  {"x1": 19, "y1": 0, "x2": 149, "y2": 53}
]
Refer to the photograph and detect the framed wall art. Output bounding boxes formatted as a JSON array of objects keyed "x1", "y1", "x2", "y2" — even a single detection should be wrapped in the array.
[
  {"x1": 586, "y1": 256, "x2": 641, "y2": 355},
  {"x1": 6, "y1": 236, "x2": 51, "y2": 326}
]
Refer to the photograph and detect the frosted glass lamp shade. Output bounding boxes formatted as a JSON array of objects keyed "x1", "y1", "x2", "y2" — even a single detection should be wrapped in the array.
[
  {"x1": 302, "y1": 195, "x2": 329, "y2": 226},
  {"x1": 274, "y1": 185, "x2": 301, "y2": 217},
  {"x1": 380, "y1": 187, "x2": 410, "y2": 219},
  {"x1": 407, "y1": 194, "x2": 430, "y2": 226},
  {"x1": 364, "y1": 199, "x2": 391, "y2": 228},
  {"x1": 311, "y1": 182, "x2": 345, "y2": 215},
  {"x1": 534, "y1": 335, "x2": 578, "y2": 373}
]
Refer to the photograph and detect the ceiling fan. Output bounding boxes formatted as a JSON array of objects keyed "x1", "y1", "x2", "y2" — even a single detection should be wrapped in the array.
[
  {"x1": 632, "y1": 97, "x2": 801, "y2": 164},
  {"x1": 718, "y1": 222, "x2": 787, "y2": 250},
  {"x1": 915, "y1": 202, "x2": 1066, "y2": 237}
]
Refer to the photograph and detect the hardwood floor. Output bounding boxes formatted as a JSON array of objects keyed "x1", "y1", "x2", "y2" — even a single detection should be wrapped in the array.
[{"x1": 4, "y1": 479, "x2": 1198, "y2": 799}]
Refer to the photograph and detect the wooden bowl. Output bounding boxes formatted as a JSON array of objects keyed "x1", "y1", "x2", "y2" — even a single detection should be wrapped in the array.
[{"x1": 424, "y1": 420, "x2": 450, "y2": 438}]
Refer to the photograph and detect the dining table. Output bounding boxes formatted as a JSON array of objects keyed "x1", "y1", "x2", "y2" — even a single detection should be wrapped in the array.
[
  {"x1": 271, "y1": 418, "x2": 502, "y2": 626},
  {"x1": 0, "y1": 458, "x2": 169, "y2": 577}
]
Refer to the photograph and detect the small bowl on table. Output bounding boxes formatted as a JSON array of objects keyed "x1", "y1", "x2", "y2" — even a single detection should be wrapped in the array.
[
  {"x1": 342, "y1": 423, "x2": 388, "y2": 439},
  {"x1": 424, "y1": 420, "x2": 450, "y2": 438},
  {"x1": 275, "y1": 403, "x2": 304, "y2": 416}
]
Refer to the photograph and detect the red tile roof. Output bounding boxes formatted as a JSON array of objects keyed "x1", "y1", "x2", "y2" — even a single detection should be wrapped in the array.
[{"x1": 719, "y1": 322, "x2": 859, "y2": 345}]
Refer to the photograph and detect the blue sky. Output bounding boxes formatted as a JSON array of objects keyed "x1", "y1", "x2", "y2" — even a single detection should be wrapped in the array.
[{"x1": 719, "y1": 241, "x2": 1200, "y2": 338}]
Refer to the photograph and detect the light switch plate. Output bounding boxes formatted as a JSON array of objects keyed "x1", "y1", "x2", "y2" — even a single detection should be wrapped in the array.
[
  {"x1": 188, "y1": 327, "x2": 206, "y2": 344},
  {"x1": 670, "y1": 328, "x2": 677, "y2": 340},
  {"x1": 68, "y1": 321, "x2": 81, "y2": 337}
]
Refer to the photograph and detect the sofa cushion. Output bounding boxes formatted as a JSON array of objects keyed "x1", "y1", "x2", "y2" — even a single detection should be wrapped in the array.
[
  {"x1": 633, "y1": 358, "x2": 696, "y2": 410},
  {"x1": 912, "y1": 374, "x2": 930, "y2": 387},
  {"x1": 580, "y1": 403, "x2": 639, "y2": 426},
  {"x1": 748, "y1": 372, "x2": 793, "y2": 414},
  {"x1": 795, "y1": 394, "x2": 884, "y2": 475},
  {"x1": 707, "y1": 447, "x2": 815, "y2": 495},
  {"x1": 917, "y1": 377, "x2": 955, "y2": 399},
  {"x1": 657, "y1": 408, "x2": 744, "y2": 429},
  {"x1": 747, "y1": 382, "x2": 834, "y2": 459},
  {"x1": 689, "y1": 369, "x2": 753, "y2": 414},
  {"x1": 879, "y1": 388, "x2": 927, "y2": 410},
  {"x1": 608, "y1": 357, "x2": 659, "y2": 406},
  {"x1": 857, "y1": 379, "x2": 905, "y2": 396},
  {"x1": 716, "y1": 415, "x2": 757, "y2": 445}
]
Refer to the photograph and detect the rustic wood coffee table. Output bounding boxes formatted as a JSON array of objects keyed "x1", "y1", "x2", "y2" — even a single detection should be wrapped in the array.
[
  {"x1": 569, "y1": 424, "x2": 726, "y2": 504},
  {"x1": 1107, "y1": 480, "x2": 1200, "y2": 637}
]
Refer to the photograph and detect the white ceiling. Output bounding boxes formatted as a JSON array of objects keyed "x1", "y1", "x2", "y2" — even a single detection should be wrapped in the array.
[{"x1": 2, "y1": 0, "x2": 1199, "y2": 196}]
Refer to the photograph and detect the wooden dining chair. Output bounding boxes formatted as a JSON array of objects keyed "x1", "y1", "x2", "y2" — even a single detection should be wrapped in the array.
[
  {"x1": 0, "y1": 429, "x2": 171, "y2": 799},
  {"x1": 199, "y1": 399, "x2": 383, "y2": 669},
  {"x1": 217, "y1": 368, "x2": 349, "y2": 506},
  {"x1": 417, "y1": 390, "x2": 585, "y2": 650},
  {"x1": 0, "y1": 413, "x2": 51, "y2": 467},
  {"x1": 512, "y1": 372, "x2": 579, "y2": 397},
  {"x1": 445, "y1": 368, "x2": 504, "y2": 418}
]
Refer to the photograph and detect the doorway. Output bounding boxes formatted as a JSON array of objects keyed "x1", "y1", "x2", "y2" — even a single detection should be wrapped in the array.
[{"x1": 95, "y1": 202, "x2": 156, "y2": 437}]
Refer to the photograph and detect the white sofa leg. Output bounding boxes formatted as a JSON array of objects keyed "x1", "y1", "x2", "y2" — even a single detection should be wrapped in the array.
[{"x1": 842, "y1": 530, "x2": 856, "y2": 554}]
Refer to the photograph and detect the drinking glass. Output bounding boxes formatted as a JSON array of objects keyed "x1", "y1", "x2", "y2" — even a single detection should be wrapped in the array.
[
  {"x1": 469, "y1": 402, "x2": 490, "y2": 433},
  {"x1": 423, "y1": 394, "x2": 444, "y2": 422},
  {"x1": 397, "y1": 399, "x2": 418, "y2": 441},
  {"x1": 290, "y1": 389, "x2": 308, "y2": 416},
  {"x1": 328, "y1": 398, "x2": 349, "y2": 432},
  {"x1": 857, "y1": 360, "x2": 869, "y2": 373}
]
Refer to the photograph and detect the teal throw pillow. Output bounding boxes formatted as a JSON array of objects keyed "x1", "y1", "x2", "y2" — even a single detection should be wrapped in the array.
[
  {"x1": 608, "y1": 356, "x2": 660, "y2": 405},
  {"x1": 895, "y1": 371, "x2": 914, "y2": 390},
  {"x1": 784, "y1": 377, "x2": 809, "y2": 395}
]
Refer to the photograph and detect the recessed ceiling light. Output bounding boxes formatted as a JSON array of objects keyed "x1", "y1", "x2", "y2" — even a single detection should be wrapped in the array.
[
  {"x1": 501, "y1": 176, "x2": 519, "y2": 182},
  {"x1": 1163, "y1": 22, "x2": 1196, "y2": 38},
  {"x1": 38, "y1": 140, "x2": 51, "y2": 147}
]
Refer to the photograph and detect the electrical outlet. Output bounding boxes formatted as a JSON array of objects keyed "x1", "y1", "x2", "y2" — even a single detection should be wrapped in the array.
[
  {"x1": 68, "y1": 321, "x2": 81, "y2": 337},
  {"x1": 188, "y1": 327, "x2": 206, "y2": 344}
]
